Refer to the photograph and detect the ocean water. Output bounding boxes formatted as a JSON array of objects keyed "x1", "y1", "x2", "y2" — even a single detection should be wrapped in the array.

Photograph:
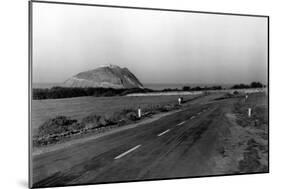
[
  {"x1": 33, "y1": 82, "x2": 232, "y2": 90},
  {"x1": 32, "y1": 83, "x2": 63, "y2": 89}
]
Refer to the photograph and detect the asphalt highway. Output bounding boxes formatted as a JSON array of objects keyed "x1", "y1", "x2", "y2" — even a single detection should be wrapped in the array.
[{"x1": 32, "y1": 94, "x2": 237, "y2": 187}]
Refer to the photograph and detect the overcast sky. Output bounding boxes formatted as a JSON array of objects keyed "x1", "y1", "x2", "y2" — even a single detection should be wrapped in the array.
[{"x1": 32, "y1": 2, "x2": 268, "y2": 85}]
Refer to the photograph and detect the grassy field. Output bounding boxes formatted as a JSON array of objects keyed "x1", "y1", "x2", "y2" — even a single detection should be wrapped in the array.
[{"x1": 32, "y1": 94, "x2": 199, "y2": 134}]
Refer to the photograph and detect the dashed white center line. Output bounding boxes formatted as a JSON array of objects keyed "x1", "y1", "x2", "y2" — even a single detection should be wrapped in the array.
[
  {"x1": 177, "y1": 121, "x2": 185, "y2": 126},
  {"x1": 190, "y1": 116, "x2": 195, "y2": 119},
  {"x1": 157, "y1": 129, "x2": 170, "y2": 137},
  {"x1": 114, "y1": 145, "x2": 141, "y2": 160}
]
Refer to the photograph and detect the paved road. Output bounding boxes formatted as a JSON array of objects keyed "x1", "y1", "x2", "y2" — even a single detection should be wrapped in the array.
[{"x1": 32, "y1": 94, "x2": 238, "y2": 187}]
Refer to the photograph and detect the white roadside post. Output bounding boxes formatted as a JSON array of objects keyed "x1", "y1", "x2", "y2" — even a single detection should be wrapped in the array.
[
  {"x1": 248, "y1": 108, "x2": 252, "y2": 118},
  {"x1": 245, "y1": 94, "x2": 248, "y2": 101},
  {"x1": 178, "y1": 97, "x2": 181, "y2": 105},
  {"x1": 138, "y1": 107, "x2": 141, "y2": 118}
]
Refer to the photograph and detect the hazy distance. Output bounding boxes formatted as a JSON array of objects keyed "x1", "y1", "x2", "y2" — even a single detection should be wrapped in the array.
[{"x1": 32, "y1": 3, "x2": 268, "y2": 85}]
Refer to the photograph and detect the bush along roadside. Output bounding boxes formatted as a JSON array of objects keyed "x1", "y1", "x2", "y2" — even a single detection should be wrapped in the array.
[{"x1": 33, "y1": 103, "x2": 182, "y2": 147}]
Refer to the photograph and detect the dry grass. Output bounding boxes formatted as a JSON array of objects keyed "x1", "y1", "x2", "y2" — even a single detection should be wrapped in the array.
[{"x1": 32, "y1": 95, "x2": 199, "y2": 134}]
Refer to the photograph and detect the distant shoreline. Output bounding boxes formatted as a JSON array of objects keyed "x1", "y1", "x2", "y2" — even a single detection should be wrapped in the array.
[
  {"x1": 33, "y1": 82, "x2": 235, "y2": 90},
  {"x1": 127, "y1": 88, "x2": 266, "y2": 97}
]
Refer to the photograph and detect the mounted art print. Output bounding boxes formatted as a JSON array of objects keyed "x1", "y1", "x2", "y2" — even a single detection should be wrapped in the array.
[{"x1": 29, "y1": 0, "x2": 269, "y2": 188}]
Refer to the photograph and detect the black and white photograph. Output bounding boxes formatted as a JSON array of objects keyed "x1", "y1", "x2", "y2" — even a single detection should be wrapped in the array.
[{"x1": 29, "y1": 1, "x2": 269, "y2": 188}]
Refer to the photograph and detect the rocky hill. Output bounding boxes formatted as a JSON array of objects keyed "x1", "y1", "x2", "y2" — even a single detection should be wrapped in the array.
[{"x1": 64, "y1": 65, "x2": 143, "y2": 89}]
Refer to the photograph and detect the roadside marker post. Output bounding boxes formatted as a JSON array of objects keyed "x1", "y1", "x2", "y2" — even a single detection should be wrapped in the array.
[
  {"x1": 138, "y1": 108, "x2": 141, "y2": 118},
  {"x1": 245, "y1": 94, "x2": 248, "y2": 102},
  {"x1": 248, "y1": 108, "x2": 251, "y2": 117},
  {"x1": 178, "y1": 97, "x2": 181, "y2": 105}
]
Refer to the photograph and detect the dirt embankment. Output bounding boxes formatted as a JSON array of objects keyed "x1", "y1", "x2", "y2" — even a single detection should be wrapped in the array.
[
  {"x1": 234, "y1": 93, "x2": 268, "y2": 173},
  {"x1": 216, "y1": 92, "x2": 268, "y2": 174}
]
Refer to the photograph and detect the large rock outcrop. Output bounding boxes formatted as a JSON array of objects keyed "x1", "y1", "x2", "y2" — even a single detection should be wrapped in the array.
[{"x1": 64, "y1": 65, "x2": 143, "y2": 89}]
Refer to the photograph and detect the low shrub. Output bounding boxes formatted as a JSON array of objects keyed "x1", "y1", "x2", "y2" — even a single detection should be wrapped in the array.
[
  {"x1": 37, "y1": 116, "x2": 78, "y2": 136},
  {"x1": 81, "y1": 114, "x2": 107, "y2": 129}
]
